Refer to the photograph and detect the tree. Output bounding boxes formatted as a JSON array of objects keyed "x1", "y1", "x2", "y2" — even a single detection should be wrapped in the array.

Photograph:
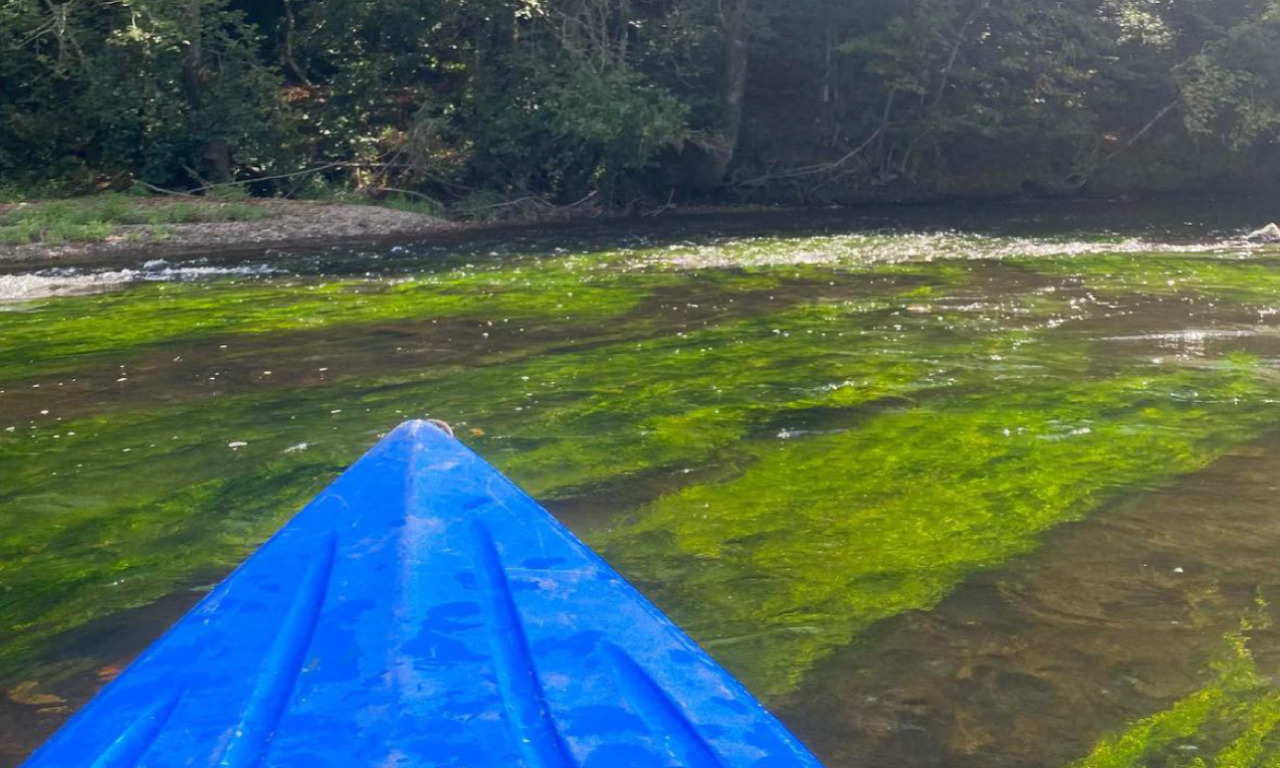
[{"x1": 4, "y1": 0, "x2": 1280, "y2": 203}]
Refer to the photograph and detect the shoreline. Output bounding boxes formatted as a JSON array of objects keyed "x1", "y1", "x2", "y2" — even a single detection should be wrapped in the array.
[
  {"x1": 0, "y1": 199, "x2": 819, "y2": 269},
  {"x1": 0, "y1": 199, "x2": 461, "y2": 267},
  {"x1": 1, "y1": 193, "x2": 1271, "y2": 269}
]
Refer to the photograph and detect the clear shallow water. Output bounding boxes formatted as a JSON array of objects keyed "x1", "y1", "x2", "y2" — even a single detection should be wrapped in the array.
[{"x1": 4, "y1": 202, "x2": 1280, "y2": 767}]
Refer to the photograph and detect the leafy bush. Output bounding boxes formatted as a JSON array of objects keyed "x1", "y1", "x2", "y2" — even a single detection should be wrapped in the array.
[
  {"x1": 1, "y1": 0, "x2": 289, "y2": 191},
  {"x1": 6, "y1": 0, "x2": 1280, "y2": 206},
  {"x1": 467, "y1": 53, "x2": 687, "y2": 202}
]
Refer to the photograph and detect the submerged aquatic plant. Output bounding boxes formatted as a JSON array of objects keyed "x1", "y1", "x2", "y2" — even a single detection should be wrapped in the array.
[
  {"x1": 5, "y1": 229, "x2": 1280, "y2": 731},
  {"x1": 1069, "y1": 596, "x2": 1280, "y2": 768},
  {"x1": 0, "y1": 257, "x2": 681, "y2": 383},
  {"x1": 594, "y1": 356, "x2": 1280, "y2": 697},
  {"x1": 1017, "y1": 254, "x2": 1280, "y2": 308}
]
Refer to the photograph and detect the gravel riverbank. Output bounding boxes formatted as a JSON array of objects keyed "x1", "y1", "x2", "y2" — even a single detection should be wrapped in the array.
[{"x1": 0, "y1": 200, "x2": 456, "y2": 265}]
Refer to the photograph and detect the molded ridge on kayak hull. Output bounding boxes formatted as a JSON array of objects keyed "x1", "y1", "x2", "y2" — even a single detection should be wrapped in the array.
[{"x1": 23, "y1": 420, "x2": 824, "y2": 768}]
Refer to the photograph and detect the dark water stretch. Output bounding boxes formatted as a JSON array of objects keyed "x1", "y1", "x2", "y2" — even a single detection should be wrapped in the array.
[{"x1": 4, "y1": 202, "x2": 1280, "y2": 767}]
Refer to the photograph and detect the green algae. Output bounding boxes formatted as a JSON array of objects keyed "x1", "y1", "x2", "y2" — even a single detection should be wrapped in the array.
[
  {"x1": 461, "y1": 297, "x2": 934, "y2": 497},
  {"x1": 1017, "y1": 254, "x2": 1280, "y2": 306},
  {"x1": 0, "y1": 258, "x2": 1076, "y2": 682},
  {"x1": 0, "y1": 234, "x2": 984, "y2": 386},
  {"x1": 1069, "y1": 598, "x2": 1280, "y2": 768},
  {"x1": 7, "y1": 226, "x2": 1280, "y2": 752},
  {"x1": 592, "y1": 356, "x2": 1280, "y2": 698},
  {"x1": 0, "y1": 399, "x2": 354, "y2": 673},
  {"x1": 0, "y1": 279, "x2": 980, "y2": 672},
  {"x1": 0, "y1": 258, "x2": 678, "y2": 382},
  {"x1": 6, "y1": 240, "x2": 1280, "y2": 698}
]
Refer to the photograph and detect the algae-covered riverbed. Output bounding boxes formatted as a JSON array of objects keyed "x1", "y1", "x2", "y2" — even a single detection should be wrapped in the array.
[{"x1": 5, "y1": 203, "x2": 1280, "y2": 767}]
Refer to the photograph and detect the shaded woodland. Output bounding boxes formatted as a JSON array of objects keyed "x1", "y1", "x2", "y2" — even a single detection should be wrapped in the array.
[{"x1": 4, "y1": 0, "x2": 1280, "y2": 208}]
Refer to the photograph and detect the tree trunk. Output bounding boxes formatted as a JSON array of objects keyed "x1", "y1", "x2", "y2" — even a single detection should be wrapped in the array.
[
  {"x1": 717, "y1": 0, "x2": 750, "y2": 180},
  {"x1": 180, "y1": 0, "x2": 233, "y2": 183},
  {"x1": 282, "y1": 0, "x2": 313, "y2": 87},
  {"x1": 181, "y1": 0, "x2": 204, "y2": 97},
  {"x1": 679, "y1": 0, "x2": 751, "y2": 191}
]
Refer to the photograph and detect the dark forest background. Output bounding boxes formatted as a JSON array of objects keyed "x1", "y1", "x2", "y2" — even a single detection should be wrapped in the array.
[{"x1": 4, "y1": 0, "x2": 1280, "y2": 209}]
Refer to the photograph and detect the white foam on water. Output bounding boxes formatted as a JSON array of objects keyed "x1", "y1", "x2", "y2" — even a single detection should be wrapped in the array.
[
  {"x1": 646, "y1": 231, "x2": 1260, "y2": 271},
  {"x1": 0, "y1": 261, "x2": 282, "y2": 302}
]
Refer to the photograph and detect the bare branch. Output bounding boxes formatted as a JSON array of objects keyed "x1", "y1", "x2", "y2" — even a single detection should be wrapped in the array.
[{"x1": 1105, "y1": 99, "x2": 1180, "y2": 161}]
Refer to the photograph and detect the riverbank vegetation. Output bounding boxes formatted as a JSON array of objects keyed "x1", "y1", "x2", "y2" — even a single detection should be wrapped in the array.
[
  {"x1": 0, "y1": 195, "x2": 268, "y2": 245},
  {"x1": 4, "y1": 0, "x2": 1280, "y2": 212}
]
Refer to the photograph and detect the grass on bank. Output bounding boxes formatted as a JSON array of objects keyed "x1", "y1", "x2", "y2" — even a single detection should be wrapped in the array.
[{"x1": 0, "y1": 194, "x2": 270, "y2": 245}]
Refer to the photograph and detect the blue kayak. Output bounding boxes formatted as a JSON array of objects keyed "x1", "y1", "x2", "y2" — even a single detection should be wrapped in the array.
[{"x1": 24, "y1": 420, "x2": 823, "y2": 768}]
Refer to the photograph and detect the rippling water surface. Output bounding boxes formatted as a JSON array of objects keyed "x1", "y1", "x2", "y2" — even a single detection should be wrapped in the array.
[{"x1": 4, "y1": 202, "x2": 1280, "y2": 767}]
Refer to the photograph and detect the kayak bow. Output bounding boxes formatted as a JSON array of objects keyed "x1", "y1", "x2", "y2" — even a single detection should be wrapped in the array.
[{"x1": 23, "y1": 420, "x2": 823, "y2": 768}]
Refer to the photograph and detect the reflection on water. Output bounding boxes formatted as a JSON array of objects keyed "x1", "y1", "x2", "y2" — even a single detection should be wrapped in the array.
[{"x1": 4, "y1": 201, "x2": 1280, "y2": 767}]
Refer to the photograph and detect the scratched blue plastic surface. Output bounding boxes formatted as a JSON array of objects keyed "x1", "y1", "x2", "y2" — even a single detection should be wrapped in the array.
[{"x1": 24, "y1": 420, "x2": 824, "y2": 768}]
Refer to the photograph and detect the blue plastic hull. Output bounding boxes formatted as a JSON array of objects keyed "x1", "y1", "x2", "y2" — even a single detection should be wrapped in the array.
[{"x1": 23, "y1": 420, "x2": 823, "y2": 768}]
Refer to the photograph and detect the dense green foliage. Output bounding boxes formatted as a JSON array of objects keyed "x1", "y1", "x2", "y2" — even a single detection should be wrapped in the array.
[{"x1": 4, "y1": 0, "x2": 1280, "y2": 206}]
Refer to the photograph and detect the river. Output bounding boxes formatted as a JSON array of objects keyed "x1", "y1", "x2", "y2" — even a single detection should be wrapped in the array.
[{"x1": 3, "y1": 201, "x2": 1280, "y2": 768}]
